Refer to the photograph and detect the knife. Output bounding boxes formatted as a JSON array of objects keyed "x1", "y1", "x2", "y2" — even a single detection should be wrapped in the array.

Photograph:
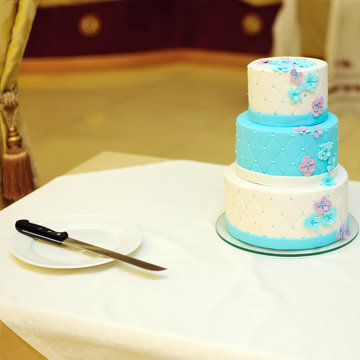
[{"x1": 15, "y1": 219, "x2": 166, "y2": 271}]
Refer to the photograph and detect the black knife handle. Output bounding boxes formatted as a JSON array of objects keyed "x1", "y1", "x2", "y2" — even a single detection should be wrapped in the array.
[{"x1": 15, "y1": 219, "x2": 68, "y2": 243}]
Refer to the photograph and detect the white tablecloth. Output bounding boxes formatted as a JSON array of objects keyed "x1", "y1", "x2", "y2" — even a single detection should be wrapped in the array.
[{"x1": 1, "y1": 160, "x2": 360, "y2": 360}]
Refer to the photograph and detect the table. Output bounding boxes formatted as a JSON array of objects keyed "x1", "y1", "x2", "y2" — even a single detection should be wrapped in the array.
[
  {"x1": 0, "y1": 151, "x2": 165, "y2": 360},
  {"x1": 1, "y1": 152, "x2": 360, "y2": 360}
]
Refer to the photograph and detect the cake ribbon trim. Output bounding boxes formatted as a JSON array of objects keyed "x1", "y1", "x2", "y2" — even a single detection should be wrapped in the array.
[
  {"x1": 234, "y1": 163, "x2": 339, "y2": 188},
  {"x1": 225, "y1": 217, "x2": 343, "y2": 250},
  {"x1": 248, "y1": 107, "x2": 328, "y2": 127}
]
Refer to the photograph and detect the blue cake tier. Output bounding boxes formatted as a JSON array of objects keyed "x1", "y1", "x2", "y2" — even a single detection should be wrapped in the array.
[{"x1": 236, "y1": 111, "x2": 338, "y2": 177}]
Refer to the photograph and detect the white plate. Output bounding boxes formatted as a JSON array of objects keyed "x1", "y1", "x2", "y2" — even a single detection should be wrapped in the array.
[{"x1": 11, "y1": 215, "x2": 143, "y2": 269}]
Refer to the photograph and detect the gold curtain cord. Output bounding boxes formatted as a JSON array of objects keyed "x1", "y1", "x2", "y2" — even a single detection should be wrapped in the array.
[{"x1": 0, "y1": 85, "x2": 19, "y2": 131}]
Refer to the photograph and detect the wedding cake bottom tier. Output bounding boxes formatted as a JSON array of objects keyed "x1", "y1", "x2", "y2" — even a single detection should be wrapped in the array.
[{"x1": 225, "y1": 163, "x2": 349, "y2": 250}]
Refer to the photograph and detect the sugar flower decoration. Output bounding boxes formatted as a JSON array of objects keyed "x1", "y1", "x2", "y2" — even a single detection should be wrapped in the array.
[
  {"x1": 318, "y1": 142, "x2": 333, "y2": 161},
  {"x1": 290, "y1": 68, "x2": 304, "y2": 86},
  {"x1": 292, "y1": 58, "x2": 316, "y2": 68},
  {"x1": 299, "y1": 155, "x2": 316, "y2": 176},
  {"x1": 288, "y1": 87, "x2": 303, "y2": 104},
  {"x1": 257, "y1": 59, "x2": 270, "y2": 64},
  {"x1": 313, "y1": 126, "x2": 323, "y2": 138},
  {"x1": 327, "y1": 156, "x2": 336, "y2": 172},
  {"x1": 321, "y1": 173, "x2": 336, "y2": 187},
  {"x1": 302, "y1": 72, "x2": 319, "y2": 92},
  {"x1": 268, "y1": 59, "x2": 282, "y2": 66},
  {"x1": 314, "y1": 196, "x2": 332, "y2": 215},
  {"x1": 304, "y1": 213, "x2": 322, "y2": 231},
  {"x1": 336, "y1": 223, "x2": 350, "y2": 240},
  {"x1": 261, "y1": 58, "x2": 316, "y2": 71},
  {"x1": 303, "y1": 194, "x2": 338, "y2": 231},
  {"x1": 293, "y1": 126, "x2": 311, "y2": 135},
  {"x1": 322, "y1": 208, "x2": 337, "y2": 226},
  {"x1": 273, "y1": 63, "x2": 293, "y2": 73},
  {"x1": 312, "y1": 97, "x2": 325, "y2": 117}
]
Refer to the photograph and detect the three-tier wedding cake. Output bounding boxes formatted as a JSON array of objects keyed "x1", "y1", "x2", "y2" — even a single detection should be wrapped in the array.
[{"x1": 225, "y1": 57, "x2": 350, "y2": 250}]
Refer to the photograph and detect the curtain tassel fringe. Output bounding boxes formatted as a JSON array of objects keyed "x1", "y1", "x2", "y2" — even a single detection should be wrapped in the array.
[{"x1": 2, "y1": 127, "x2": 35, "y2": 201}]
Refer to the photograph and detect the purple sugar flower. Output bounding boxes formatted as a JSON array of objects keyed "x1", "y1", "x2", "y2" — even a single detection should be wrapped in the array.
[
  {"x1": 293, "y1": 126, "x2": 311, "y2": 135},
  {"x1": 312, "y1": 97, "x2": 325, "y2": 117},
  {"x1": 257, "y1": 59, "x2": 270, "y2": 64},
  {"x1": 314, "y1": 196, "x2": 332, "y2": 215},
  {"x1": 313, "y1": 125, "x2": 323, "y2": 138},
  {"x1": 290, "y1": 68, "x2": 304, "y2": 85},
  {"x1": 336, "y1": 223, "x2": 350, "y2": 240},
  {"x1": 299, "y1": 156, "x2": 316, "y2": 176}
]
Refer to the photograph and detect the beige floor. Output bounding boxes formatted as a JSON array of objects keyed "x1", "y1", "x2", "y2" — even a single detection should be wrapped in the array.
[{"x1": 18, "y1": 60, "x2": 360, "y2": 185}]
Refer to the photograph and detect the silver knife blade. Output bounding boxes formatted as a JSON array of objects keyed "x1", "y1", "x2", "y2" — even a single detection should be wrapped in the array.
[
  {"x1": 63, "y1": 237, "x2": 166, "y2": 271},
  {"x1": 15, "y1": 219, "x2": 166, "y2": 271}
]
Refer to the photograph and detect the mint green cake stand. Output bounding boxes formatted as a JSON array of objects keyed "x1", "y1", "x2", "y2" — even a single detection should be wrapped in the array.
[{"x1": 216, "y1": 213, "x2": 358, "y2": 257}]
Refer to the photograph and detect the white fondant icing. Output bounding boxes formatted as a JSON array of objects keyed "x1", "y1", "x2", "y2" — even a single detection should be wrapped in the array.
[
  {"x1": 248, "y1": 57, "x2": 328, "y2": 116},
  {"x1": 225, "y1": 56, "x2": 349, "y2": 250},
  {"x1": 225, "y1": 163, "x2": 348, "y2": 239}
]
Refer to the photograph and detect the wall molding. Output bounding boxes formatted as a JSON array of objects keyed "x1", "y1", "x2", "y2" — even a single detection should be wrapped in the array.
[{"x1": 20, "y1": 49, "x2": 260, "y2": 73}]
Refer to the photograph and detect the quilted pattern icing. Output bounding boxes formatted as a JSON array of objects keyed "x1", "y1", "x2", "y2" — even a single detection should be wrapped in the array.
[
  {"x1": 225, "y1": 164, "x2": 349, "y2": 239},
  {"x1": 235, "y1": 111, "x2": 338, "y2": 176},
  {"x1": 248, "y1": 57, "x2": 328, "y2": 116},
  {"x1": 225, "y1": 56, "x2": 349, "y2": 250}
]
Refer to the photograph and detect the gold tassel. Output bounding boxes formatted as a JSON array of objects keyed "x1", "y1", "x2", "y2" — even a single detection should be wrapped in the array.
[
  {"x1": 0, "y1": 86, "x2": 35, "y2": 202},
  {"x1": 2, "y1": 127, "x2": 35, "y2": 201}
]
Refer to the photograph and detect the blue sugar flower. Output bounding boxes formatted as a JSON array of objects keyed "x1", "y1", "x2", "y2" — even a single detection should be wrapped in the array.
[
  {"x1": 322, "y1": 207, "x2": 337, "y2": 226},
  {"x1": 288, "y1": 87, "x2": 303, "y2": 104},
  {"x1": 318, "y1": 142, "x2": 333, "y2": 161},
  {"x1": 268, "y1": 58, "x2": 291, "y2": 65},
  {"x1": 292, "y1": 58, "x2": 316, "y2": 68},
  {"x1": 321, "y1": 173, "x2": 336, "y2": 187},
  {"x1": 268, "y1": 59, "x2": 282, "y2": 66},
  {"x1": 304, "y1": 212, "x2": 322, "y2": 231},
  {"x1": 268, "y1": 59, "x2": 293, "y2": 72},
  {"x1": 272, "y1": 63, "x2": 293, "y2": 73},
  {"x1": 327, "y1": 156, "x2": 336, "y2": 171},
  {"x1": 302, "y1": 73, "x2": 319, "y2": 92}
]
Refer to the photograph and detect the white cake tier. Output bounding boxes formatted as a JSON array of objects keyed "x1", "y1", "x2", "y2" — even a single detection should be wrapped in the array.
[
  {"x1": 225, "y1": 163, "x2": 349, "y2": 249},
  {"x1": 248, "y1": 57, "x2": 328, "y2": 117}
]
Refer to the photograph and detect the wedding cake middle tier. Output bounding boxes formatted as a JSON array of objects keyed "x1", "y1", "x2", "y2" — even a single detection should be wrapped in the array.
[{"x1": 236, "y1": 111, "x2": 338, "y2": 178}]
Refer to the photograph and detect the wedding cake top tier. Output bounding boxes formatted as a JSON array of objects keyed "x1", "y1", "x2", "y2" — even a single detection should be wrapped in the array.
[{"x1": 247, "y1": 57, "x2": 328, "y2": 126}]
